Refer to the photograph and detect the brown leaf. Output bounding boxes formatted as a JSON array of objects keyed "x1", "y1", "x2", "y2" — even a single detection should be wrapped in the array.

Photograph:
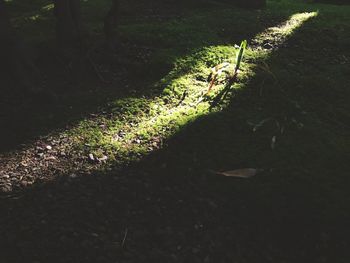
[{"x1": 217, "y1": 168, "x2": 261, "y2": 178}]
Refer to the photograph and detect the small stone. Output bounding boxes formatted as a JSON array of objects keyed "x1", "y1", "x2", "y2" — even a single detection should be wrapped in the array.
[
  {"x1": 263, "y1": 42, "x2": 273, "y2": 49},
  {"x1": 36, "y1": 146, "x2": 44, "y2": 153},
  {"x1": 1, "y1": 184, "x2": 12, "y2": 192},
  {"x1": 46, "y1": 145, "x2": 52, "y2": 150},
  {"x1": 36, "y1": 153, "x2": 44, "y2": 158},
  {"x1": 88, "y1": 153, "x2": 95, "y2": 162}
]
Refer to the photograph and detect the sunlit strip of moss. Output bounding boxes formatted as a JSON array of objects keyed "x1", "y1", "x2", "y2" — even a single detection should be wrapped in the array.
[
  {"x1": 67, "y1": 12, "x2": 318, "y2": 167},
  {"x1": 253, "y1": 12, "x2": 318, "y2": 56}
]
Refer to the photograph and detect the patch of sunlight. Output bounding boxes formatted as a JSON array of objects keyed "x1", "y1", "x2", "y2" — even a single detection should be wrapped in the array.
[
  {"x1": 266, "y1": 12, "x2": 317, "y2": 37},
  {"x1": 69, "y1": 12, "x2": 319, "y2": 163},
  {"x1": 0, "y1": 11, "x2": 319, "y2": 191},
  {"x1": 28, "y1": 14, "x2": 41, "y2": 21},
  {"x1": 253, "y1": 12, "x2": 318, "y2": 57},
  {"x1": 41, "y1": 4, "x2": 54, "y2": 11}
]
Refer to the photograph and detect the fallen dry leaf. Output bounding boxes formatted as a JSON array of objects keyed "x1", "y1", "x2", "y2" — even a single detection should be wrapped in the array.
[
  {"x1": 271, "y1": 136, "x2": 277, "y2": 150},
  {"x1": 217, "y1": 168, "x2": 262, "y2": 178}
]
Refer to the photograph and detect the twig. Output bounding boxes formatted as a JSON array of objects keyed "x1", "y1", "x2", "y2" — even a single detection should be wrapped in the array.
[
  {"x1": 121, "y1": 228, "x2": 128, "y2": 248},
  {"x1": 209, "y1": 74, "x2": 237, "y2": 109},
  {"x1": 0, "y1": 194, "x2": 24, "y2": 200},
  {"x1": 176, "y1": 90, "x2": 188, "y2": 106}
]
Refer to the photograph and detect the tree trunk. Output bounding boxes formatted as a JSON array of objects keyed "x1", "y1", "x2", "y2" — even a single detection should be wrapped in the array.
[
  {"x1": 104, "y1": 0, "x2": 120, "y2": 50},
  {"x1": 53, "y1": 0, "x2": 82, "y2": 49},
  {"x1": 0, "y1": 0, "x2": 41, "y2": 93},
  {"x1": 53, "y1": 0, "x2": 87, "y2": 84}
]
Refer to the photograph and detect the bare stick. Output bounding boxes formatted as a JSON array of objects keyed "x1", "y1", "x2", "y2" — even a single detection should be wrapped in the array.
[{"x1": 121, "y1": 228, "x2": 128, "y2": 248}]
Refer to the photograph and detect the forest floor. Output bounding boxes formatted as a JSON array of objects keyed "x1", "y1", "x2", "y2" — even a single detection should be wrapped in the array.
[{"x1": 1, "y1": 0, "x2": 350, "y2": 262}]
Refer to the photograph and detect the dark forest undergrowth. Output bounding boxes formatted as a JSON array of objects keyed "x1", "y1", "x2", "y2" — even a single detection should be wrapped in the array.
[{"x1": 0, "y1": 0, "x2": 350, "y2": 262}]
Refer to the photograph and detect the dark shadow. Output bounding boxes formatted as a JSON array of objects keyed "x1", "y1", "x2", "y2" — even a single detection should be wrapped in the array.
[{"x1": 2, "y1": 8, "x2": 350, "y2": 262}]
